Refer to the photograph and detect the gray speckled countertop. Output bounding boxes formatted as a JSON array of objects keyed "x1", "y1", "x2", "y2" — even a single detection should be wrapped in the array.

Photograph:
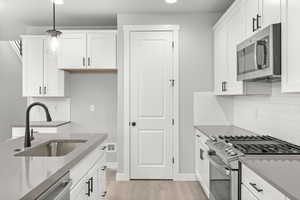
[
  {"x1": 12, "y1": 121, "x2": 71, "y2": 128},
  {"x1": 240, "y1": 156, "x2": 300, "y2": 200},
  {"x1": 195, "y1": 125, "x2": 258, "y2": 137},
  {"x1": 0, "y1": 133, "x2": 107, "y2": 200}
]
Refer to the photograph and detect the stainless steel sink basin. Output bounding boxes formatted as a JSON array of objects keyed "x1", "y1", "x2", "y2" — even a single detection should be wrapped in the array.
[{"x1": 15, "y1": 140, "x2": 87, "y2": 157}]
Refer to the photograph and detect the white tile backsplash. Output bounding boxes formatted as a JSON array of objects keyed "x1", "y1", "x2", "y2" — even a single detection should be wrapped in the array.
[
  {"x1": 28, "y1": 98, "x2": 71, "y2": 121},
  {"x1": 233, "y1": 82, "x2": 300, "y2": 145}
]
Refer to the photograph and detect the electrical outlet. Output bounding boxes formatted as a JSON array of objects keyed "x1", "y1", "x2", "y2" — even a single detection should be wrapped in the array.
[{"x1": 106, "y1": 143, "x2": 116, "y2": 152}]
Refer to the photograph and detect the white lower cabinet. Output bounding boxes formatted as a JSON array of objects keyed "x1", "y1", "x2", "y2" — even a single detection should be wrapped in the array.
[
  {"x1": 70, "y1": 143, "x2": 107, "y2": 200},
  {"x1": 195, "y1": 129, "x2": 210, "y2": 198},
  {"x1": 242, "y1": 164, "x2": 286, "y2": 200}
]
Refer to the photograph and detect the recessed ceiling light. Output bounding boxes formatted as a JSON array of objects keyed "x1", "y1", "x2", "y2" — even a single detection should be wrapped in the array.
[
  {"x1": 165, "y1": 0, "x2": 177, "y2": 4},
  {"x1": 51, "y1": 0, "x2": 64, "y2": 5}
]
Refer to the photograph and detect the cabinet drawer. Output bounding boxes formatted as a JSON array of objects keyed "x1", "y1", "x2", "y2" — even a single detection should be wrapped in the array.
[{"x1": 242, "y1": 165, "x2": 285, "y2": 200}]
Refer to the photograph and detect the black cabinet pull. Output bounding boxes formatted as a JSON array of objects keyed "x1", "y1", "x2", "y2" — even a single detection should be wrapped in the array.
[
  {"x1": 249, "y1": 182, "x2": 263, "y2": 192},
  {"x1": 200, "y1": 148, "x2": 204, "y2": 160},
  {"x1": 90, "y1": 177, "x2": 94, "y2": 193},
  {"x1": 131, "y1": 122, "x2": 136, "y2": 127},
  {"x1": 252, "y1": 17, "x2": 257, "y2": 32},
  {"x1": 85, "y1": 180, "x2": 91, "y2": 196},
  {"x1": 256, "y1": 14, "x2": 262, "y2": 30},
  {"x1": 101, "y1": 166, "x2": 107, "y2": 171}
]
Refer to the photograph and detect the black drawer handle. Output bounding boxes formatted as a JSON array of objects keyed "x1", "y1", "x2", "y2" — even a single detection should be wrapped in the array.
[
  {"x1": 101, "y1": 166, "x2": 107, "y2": 171},
  {"x1": 249, "y1": 182, "x2": 263, "y2": 192},
  {"x1": 85, "y1": 180, "x2": 91, "y2": 196}
]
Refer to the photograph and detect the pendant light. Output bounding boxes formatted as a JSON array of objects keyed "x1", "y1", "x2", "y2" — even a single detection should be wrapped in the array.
[{"x1": 46, "y1": 1, "x2": 62, "y2": 52}]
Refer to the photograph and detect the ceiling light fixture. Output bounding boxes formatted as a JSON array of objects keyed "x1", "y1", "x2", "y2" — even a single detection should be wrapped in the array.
[
  {"x1": 46, "y1": 2, "x2": 62, "y2": 52},
  {"x1": 51, "y1": 0, "x2": 64, "y2": 5},
  {"x1": 165, "y1": 0, "x2": 177, "y2": 4}
]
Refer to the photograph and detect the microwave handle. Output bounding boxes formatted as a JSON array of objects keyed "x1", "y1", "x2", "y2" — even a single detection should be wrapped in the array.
[{"x1": 256, "y1": 40, "x2": 267, "y2": 69}]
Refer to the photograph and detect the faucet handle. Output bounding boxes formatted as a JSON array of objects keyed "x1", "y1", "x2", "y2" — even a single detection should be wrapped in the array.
[{"x1": 30, "y1": 129, "x2": 35, "y2": 141}]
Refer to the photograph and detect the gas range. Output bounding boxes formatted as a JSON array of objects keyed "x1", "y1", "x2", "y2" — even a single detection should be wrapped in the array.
[
  {"x1": 207, "y1": 135, "x2": 300, "y2": 200},
  {"x1": 206, "y1": 135, "x2": 300, "y2": 163}
]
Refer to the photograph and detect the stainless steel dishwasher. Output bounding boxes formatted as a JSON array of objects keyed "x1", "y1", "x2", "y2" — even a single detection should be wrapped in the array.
[{"x1": 36, "y1": 172, "x2": 72, "y2": 200}]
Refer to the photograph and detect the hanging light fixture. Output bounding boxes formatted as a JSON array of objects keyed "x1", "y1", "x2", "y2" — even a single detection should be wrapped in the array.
[{"x1": 46, "y1": 1, "x2": 62, "y2": 52}]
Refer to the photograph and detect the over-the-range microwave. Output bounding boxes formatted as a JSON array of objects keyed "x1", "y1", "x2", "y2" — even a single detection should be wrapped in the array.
[{"x1": 237, "y1": 23, "x2": 281, "y2": 81}]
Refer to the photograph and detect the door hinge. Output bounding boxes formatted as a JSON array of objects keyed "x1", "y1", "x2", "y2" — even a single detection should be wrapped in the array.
[
  {"x1": 172, "y1": 157, "x2": 175, "y2": 164},
  {"x1": 170, "y1": 79, "x2": 175, "y2": 87},
  {"x1": 172, "y1": 41, "x2": 174, "y2": 48},
  {"x1": 172, "y1": 119, "x2": 175, "y2": 125}
]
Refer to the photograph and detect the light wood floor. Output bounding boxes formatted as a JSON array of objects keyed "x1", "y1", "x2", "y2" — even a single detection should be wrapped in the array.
[{"x1": 106, "y1": 170, "x2": 208, "y2": 200}]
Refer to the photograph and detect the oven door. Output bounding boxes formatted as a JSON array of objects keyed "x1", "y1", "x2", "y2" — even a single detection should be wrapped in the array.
[{"x1": 209, "y1": 154, "x2": 239, "y2": 200}]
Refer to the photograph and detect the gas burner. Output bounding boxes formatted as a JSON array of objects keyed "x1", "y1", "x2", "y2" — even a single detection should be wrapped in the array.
[{"x1": 218, "y1": 135, "x2": 300, "y2": 155}]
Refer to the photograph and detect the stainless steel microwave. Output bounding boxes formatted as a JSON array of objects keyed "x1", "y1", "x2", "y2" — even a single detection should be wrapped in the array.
[{"x1": 237, "y1": 23, "x2": 281, "y2": 81}]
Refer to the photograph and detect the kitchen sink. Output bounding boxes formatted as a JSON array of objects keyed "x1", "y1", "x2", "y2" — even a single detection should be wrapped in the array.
[{"x1": 15, "y1": 140, "x2": 87, "y2": 157}]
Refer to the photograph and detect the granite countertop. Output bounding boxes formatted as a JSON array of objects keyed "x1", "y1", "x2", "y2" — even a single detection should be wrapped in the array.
[
  {"x1": 0, "y1": 133, "x2": 107, "y2": 200},
  {"x1": 12, "y1": 121, "x2": 71, "y2": 128},
  {"x1": 195, "y1": 125, "x2": 258, "y2": 138},
  {"x1": 240, "y1": 156, "x2": 300, "y2": 200}
]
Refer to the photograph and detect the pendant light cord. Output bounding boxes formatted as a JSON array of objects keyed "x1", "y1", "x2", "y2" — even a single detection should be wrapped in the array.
[{"x1": 53, "y1": 3, "x2": 56, "y2": 30}]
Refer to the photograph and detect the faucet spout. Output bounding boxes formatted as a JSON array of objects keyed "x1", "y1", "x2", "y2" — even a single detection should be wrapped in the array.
[{"x1": 24, "y1": 102, "x2": 52, "y2": 148}]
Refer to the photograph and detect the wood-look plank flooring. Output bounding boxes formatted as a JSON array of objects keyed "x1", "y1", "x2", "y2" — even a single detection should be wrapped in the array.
[{"x1": 106, "y1": 170, "x2": 208, "y2": 200}]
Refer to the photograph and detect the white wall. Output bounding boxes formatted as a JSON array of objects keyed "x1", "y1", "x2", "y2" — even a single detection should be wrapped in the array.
[
  {"x1": 68, "y1": 72, "x2": 117, "y2": 162},
  {"x1": 0, "y1": 41, "x2": 26, "y2": 141},
  {"x1": 233, "y1": 83, "x2": 300, "y2": 146},
  {"x1": 117, "y1": 13, "x2": 221, "y2": 173}
]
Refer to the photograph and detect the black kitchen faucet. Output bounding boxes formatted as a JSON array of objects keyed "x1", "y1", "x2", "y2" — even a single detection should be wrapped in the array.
[{"x1": 24, "y1": 102, "x2": 52, "y2": 148}]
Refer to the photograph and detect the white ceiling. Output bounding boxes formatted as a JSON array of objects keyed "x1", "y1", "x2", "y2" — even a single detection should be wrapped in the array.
[{"x1": 0, "y1": 0, "x2": 233, "y2": 26}]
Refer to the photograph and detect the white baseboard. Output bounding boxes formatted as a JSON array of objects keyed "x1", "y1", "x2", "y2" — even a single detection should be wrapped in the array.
[
  {"x1": 174, "y1": 173, "x2": 197, "y2": 181},
  {"x1": 106, "y1": 162, "x2": 118, "y2": 170},
  {"x1": 116, "y1": 172, "x2": 196, "y2": 181},
  {"x1": 116, "y1": 173, "x2": 130, "y2": 181}
]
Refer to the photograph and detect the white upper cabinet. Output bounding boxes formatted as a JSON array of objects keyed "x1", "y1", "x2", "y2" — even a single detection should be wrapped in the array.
[
  {"x1": 281, "y1": 0, "x2": 300, "y2": 92},
  {"x1": 214, "y1": 23, "x2": 228, "y2": 95},
  {"x1": 22, "y1": 37, "x2": 44, "y2": 97},
  {"x1": 226, "y1": 2, "x2": 245, "y2": 95},
  {"x1": 58, "y1": 32, "x2": 87, "y2": 69},
  {"x1": 87, "y1": 31, "x2": 117, "y2": 69},
  {"x1": 261, "y1": 0, "x2": 281, "y2": 27},
  {"x1": 22, "y1": 36, "x2": 65, "y2": 97},
  {"x1": 58, "y1": 30, "x2": 117, "y2": 70},
  {"x1": 214, "y1": 0, "x2": 245, "y2": 95}
]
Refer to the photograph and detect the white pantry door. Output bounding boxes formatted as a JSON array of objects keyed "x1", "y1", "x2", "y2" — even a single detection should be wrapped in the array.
[{"x1": 130, "y1": 31, "x2": 174, "y2": 179}]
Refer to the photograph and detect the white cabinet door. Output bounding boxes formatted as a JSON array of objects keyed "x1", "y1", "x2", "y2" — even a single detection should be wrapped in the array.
[
  {"x1": 281, "y1": 0, "x2": 300, "y2": 92},
  {"x1": 22, "y1": 37, "x2": 44, "y2": 97},
  {"x1": 261, "y1": 0, "x2": 281, "y2": 27},
  {"x1": 214, "y1": 23, "x2": 228, "y2": 95},
  {"x1": 58, "y1": 32, "x2": 87, "y2": 69},
  {"x1": 43, "y1": 40, "x2": 65, "y2": 97},
  {"x1": 96, "y1": 155, "x2": 107, "y2": 199},
  {"x1": 226, "y1": 2, "x2": 245, "y2": 95},
  {"x1": 242, "y1": 184, "x2": 258, "y2": 200},
  {"x1": 87, "y1": 31, "x2": 117, "y2": 69},
  {"x1": 70, "y1": 176, "x2": 89, "y2": 200},
  {"x1": 244, "y1": 0, "x2": 260, "y2": 36}
]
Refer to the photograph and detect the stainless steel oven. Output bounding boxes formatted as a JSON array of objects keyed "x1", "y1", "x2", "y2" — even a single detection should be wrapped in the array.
[
  {"x1": 237, "y1": 23, "x2": 281, "y2": 81},
  {"x1": 209, "y1": 152, "x2": 240, "y2": 200}
]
